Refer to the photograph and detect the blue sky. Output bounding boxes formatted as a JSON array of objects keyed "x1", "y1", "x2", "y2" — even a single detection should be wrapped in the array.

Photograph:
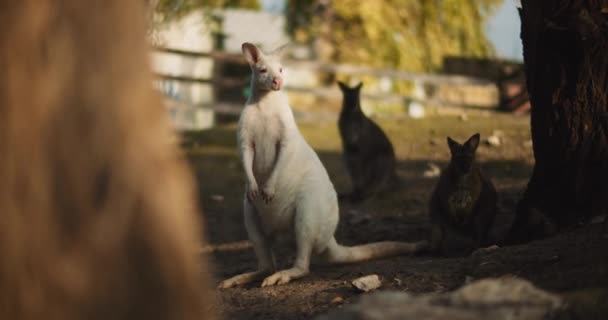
[
  {"x1": 261, "y1": 0, "x2": 285, "y2": 13},
  {"x1": 486, "y1": 0, "x2": 522, "y2": 61},
  {"x1": 261, "y1": 0, "x2": 523, "y2": 61}
]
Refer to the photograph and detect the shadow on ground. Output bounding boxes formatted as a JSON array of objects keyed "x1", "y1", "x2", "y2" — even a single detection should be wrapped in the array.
[{"x1": 184, "y1": 118, "x2": 608, "y2": 320}]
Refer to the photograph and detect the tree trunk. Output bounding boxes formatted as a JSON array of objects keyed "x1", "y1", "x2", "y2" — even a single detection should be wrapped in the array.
[{"x1": 507, "y1": 0, "x2": 608, "y2": 243}]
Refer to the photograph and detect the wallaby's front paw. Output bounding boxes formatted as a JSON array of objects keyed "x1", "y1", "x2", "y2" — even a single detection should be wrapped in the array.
[
  {"x1": 246, "y1": 183, "x2": 259, "y2": 202},
  {"x1": 261, "y1": 271, "x2": 291, "y2": 287},
  {"x1": 261, "y1": 186, "x2": 275, "y2": 203}
]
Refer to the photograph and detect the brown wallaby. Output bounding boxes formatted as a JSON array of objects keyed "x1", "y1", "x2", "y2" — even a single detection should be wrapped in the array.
[
  {"x1": 429, "y1": 133, "x2": 497, "y2": 252},
  {"x1": 337, "y1": 81, "x2": 397, "y2": 202},
  {"x1": 0, "y1": 1, "x2": 213, "y2": 319}
]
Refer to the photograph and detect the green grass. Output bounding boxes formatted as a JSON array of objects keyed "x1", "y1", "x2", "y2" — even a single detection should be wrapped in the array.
[
  {"x1": 184, "y1": 113, "x2": 532, "y2": 242},
  {"x1": 185, "y1": 113, "x2": 532, "y2": 160}
]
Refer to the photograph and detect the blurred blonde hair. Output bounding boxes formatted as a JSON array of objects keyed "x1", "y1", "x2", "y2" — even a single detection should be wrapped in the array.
[{"x1": 0, "y1": 1, "x2": 213, "y2": 319}]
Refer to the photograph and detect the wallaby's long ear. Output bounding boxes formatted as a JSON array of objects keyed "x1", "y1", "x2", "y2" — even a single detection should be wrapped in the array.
[
  {"x1": 242, "y1": 42, "x2": 263, "y2": 66},
  {"x1": 464, "y1": 133, "x2": 481, "y2": 152},
  {"x1": 355, "y1": 82, "x2": 363, "y2": 91},
  {"x1": 337, "y1": 81, "x2": 348, "y2": 92},
  {"x1": 270, "y1": 42, "x2": 290, "y2": 59},
  {"x1": 447, "y1": 137, "x2": 460, "y2": 154}
]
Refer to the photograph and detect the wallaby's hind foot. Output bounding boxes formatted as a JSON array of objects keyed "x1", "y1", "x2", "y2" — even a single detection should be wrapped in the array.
[
  {"x1": 218, "y1": 199, "x2": 276, "y2": 289},
  {"x1": 218, "y1": 270, "x2": 272, "y2": 289},
  {"x1": 261, "y1": 267, "x2": 310, "y2": 287}
]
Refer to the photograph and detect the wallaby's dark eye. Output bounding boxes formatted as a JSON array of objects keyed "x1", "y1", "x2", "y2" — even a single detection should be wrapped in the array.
[
  {"x1": 279, "y1": 67, "x2": 283, "y2": 73},
  {"x1": 259, "y1": 68, "x2": 267, "y2": 73}
]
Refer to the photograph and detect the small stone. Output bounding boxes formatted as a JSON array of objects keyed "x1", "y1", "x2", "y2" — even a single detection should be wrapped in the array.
[
  {"x1": 352, "y1": 274, "x2": 382, "y2": 292},
  {"x1": 210, "y1": 195, "x2": 224, "y2": 202},
  {"x1": 423, "y1": 163, "x2": 441, "y2": 178},
  {"x1": 394, "y1": 278, "x2": 402, "y2": 286},
  {"x1": 408, "y1": 102, "x2": 425, "y2": 119},
  {"x1": 331, "y1": 296, "x2": 345, "y2": 304},
  {"x1": 460, "y1": 114, "x2": 469, "y2": 121},
  {"x1": 486, "y1": 135, "x2": 501, "y2": 147}
]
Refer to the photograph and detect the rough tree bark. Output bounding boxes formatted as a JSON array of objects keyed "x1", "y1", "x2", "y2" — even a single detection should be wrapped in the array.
[{"x1": 507, "y1": 0, "x2": 608, "y2": 242}]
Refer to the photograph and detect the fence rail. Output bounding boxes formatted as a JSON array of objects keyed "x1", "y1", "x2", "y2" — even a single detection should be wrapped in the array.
[
  {"x1": 153, "y1": 46, "x2": 494, "y2": 87},
  {"x1": 153, "y1": 46, "x2": 503, "y2": 117},
  {"x1": 154, "y1": 73, "x2": 245, "y2": 88}
]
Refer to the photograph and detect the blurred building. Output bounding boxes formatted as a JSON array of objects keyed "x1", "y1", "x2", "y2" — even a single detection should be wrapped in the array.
[{"x1": 150, "y1": 8, "x2": 290, "y2": 130}]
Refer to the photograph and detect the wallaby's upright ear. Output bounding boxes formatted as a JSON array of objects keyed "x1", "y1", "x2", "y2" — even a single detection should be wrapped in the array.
[
  {"x1": 270, "y1": 42, "x2": 290, "y2": 58},
  {"x1": 447, "y1": 137, "x2": 460, "y2": 154},
  {"x1": 355, "y1": 82, "x2": 363, "y2": 91},
  {"x1": 242, "y1": 42, "x2": 263, "y2": 65},
  {"x1": 464, "y1": 133, "x2": 481, "y2": 152},
  {"x1": 337, "y1": 81, "x2": 349, "y2": 92}
]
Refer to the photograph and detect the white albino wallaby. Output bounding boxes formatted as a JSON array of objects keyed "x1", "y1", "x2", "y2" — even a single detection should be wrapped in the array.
[{"x1": 218, "y1": 43, "x2": 428, "y2": 289}]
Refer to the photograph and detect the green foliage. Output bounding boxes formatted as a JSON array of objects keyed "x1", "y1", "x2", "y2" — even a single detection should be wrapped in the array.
[
  {"x1": 287, "y1": 0, "x2": 503, "y2": 72},
  {"x1": 154, "y1": 0, "x2": 260, "y2": 23}
]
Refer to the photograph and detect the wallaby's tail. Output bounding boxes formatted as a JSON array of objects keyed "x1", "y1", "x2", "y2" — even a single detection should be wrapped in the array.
[{"x1": 322, "y1": 237, "x2": 429, "y2": 265}]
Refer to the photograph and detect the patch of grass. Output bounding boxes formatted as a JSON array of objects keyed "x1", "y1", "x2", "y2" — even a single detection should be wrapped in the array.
[
  {"x1": 184, "y1": 113, "x2": 532, "y2": 238},
  {"x1": 296, "y1": 113, "x2": 532, "y2": 162},
  {"x1": 184, "y1": 113, "x2": 531, "y2": 160}
]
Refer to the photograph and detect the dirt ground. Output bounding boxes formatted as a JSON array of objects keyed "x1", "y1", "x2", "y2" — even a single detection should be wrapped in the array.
[{"x1": 185, "y1": 113, "x2": 608, "y2": 320}]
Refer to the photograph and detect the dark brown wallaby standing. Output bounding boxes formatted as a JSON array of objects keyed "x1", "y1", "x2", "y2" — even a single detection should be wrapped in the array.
[
  {"x1": 429, "y1": 133, "x2": 497, "y2": 253},
  {"x1": 337, "y1": 81, "x2": 397, "y2": 202}
]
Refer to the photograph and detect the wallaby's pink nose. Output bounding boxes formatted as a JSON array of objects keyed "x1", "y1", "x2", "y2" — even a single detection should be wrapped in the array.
[{"x1": 272, "y1": 77, "x2": 282, "y2": 90}]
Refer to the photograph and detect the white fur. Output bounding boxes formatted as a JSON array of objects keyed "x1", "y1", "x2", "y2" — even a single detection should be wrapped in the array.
[{"x1": 218, "y1": 43, "x2": 427, "y2": 289}]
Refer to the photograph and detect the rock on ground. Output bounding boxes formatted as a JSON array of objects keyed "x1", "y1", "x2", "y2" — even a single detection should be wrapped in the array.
[
  {"x1": 316, "y1": 277, "x2": 564, "y2": 320},
  {"x1": 351, "y1": 274, "x2": 382, "y2": 292}
]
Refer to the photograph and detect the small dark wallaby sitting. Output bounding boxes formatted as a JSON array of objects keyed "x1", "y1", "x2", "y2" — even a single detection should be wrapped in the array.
[
  {"x1": 337, "y1": 81, "x2": 397, "y2": 202},
  {"x1": 429, "y1": 133, "x2": 497, "y2": 253}
]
